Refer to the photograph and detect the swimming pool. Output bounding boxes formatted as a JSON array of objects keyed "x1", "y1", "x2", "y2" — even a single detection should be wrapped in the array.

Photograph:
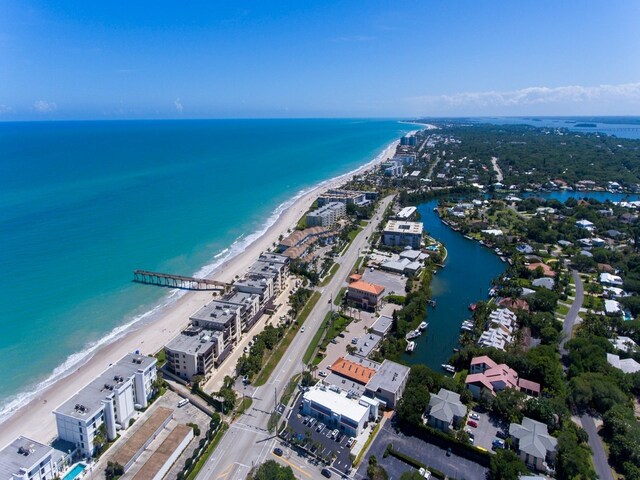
[{"x1": 63, "y1": 463, "x2": 86, "y2": 480}]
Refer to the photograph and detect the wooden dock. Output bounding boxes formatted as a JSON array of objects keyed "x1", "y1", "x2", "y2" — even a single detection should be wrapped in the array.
[{"x1": 133, "y1": 270, "x2": 229, "y2": 291}]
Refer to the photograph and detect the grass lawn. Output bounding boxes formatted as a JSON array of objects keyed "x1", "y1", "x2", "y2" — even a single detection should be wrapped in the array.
[
  {"x1": 319, "y1": 315, "x2": 351, "y2": 349},
  {"x1": 254, "y1": 291, "x2": 321, "y2": 386},
  {"x1": 556, "y1": 304, "x2": 570, "y2": 316},
  {"x1": 320, "y1": 263, "x2": 340, "y2": 286},
  {"x1": 342, "y1": 226, "x2": 363, "y2": 254},
  {"x1": 334, "y1": 287, "x2": 346, "y2": 305},
  {"x1": 303, "y1": 311, "x2": 332, "y2": 364}
]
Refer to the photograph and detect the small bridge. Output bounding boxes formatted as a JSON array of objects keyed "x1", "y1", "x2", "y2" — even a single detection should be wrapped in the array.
[{"x1": 133, "y1": 270, "x2": 229, "y2": 291}]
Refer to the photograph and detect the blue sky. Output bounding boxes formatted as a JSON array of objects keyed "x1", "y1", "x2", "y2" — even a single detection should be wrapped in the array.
[{"x1": 1, "y1": 0, "x2": 640, "y2": 119}]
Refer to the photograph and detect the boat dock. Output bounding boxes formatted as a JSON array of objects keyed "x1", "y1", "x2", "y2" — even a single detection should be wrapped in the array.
[{"x1": 132, "y1": 270, "x2": 229, "y2": 291}]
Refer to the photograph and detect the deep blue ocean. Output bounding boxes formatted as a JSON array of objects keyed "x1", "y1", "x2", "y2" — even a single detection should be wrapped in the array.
[{"x1": 0, "y1": 119, "x2": 410, "y2": 420}]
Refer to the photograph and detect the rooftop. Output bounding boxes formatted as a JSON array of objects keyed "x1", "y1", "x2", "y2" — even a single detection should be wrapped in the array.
[
  {"x1": 509, "y1": 417, "x2": 557, "y2": 459},
  {"x1": 54, "y1": 354, "x2": 157, "y2": 421},
  {"x1": 348, "y1": 280, "x2": 385, "y2": 296},
  {"x1": 428, "y1": 388, "x2": 467, "y2": 423},
  {"x1": 304, "y1": 387, "x2": 368, "y2": 423},
  {"x1": 190, "y1": 301, "x2": 239, "y2": 327},
  {"x1": 329, "y1": 357, "x2": 378, "y2": 385},
  {"x1": 165, "y1": 330, "x2": 219, "y2": 355},
  {"x1": 371, "y1": 315, "x2": 393, "y2": 335},
  {"x1": 607, "y1": 353, "x2": 640, "y2": 374},
  {"x1": 0, "y1": 436, "x2": 52, "y2": 480},
  {"x1": 365, "y1": 360, "x2": 410, "y2": 395},
  {"x1": 396, "y1": 206, "x2": 417, "y2": 219},
  {"x1": 384, "y1": 220, "x2": 423, "y2": 235}
]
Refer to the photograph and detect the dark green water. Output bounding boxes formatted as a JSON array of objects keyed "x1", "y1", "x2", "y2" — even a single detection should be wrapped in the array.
[{"x1": 403, "y1": 199, "x2": 506, "y2": 370}]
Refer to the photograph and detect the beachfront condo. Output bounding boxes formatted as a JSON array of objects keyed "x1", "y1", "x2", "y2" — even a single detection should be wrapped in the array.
[
  {"x1": 52, "y1": 354, "x2": 157, "y2": 459},
  {"x1": 164, "y1": 327, "x2": 225, "y2": 381},
  {"x1": 382, "y1": 220, "x2": 423, "y2": 249},
  {"x1": 306, "y1": 201, "x2": 346, "y2": 228}
]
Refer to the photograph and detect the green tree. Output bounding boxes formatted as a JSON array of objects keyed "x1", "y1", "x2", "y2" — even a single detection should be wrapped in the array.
[
  {"x1": 489, "y1": 450, "x2": 528, "y2": 480},
  {"x1": 492, "y1": 388, "x2": 525, "y2": 423},
  {"x1": 105, "y1": 462, "x2": 124, "y2": 480},
  {"x1": 249, "y1": 460, "x2": 295, "y2": 480}
]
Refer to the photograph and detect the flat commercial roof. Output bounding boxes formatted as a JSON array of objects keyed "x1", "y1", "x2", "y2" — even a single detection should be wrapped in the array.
[
  {"x1": 396, "y1": 206, "x2": 417, "y2": 219},
  {"x1": 304, "y1": 387, "x2": 368, "y2": 423},
  {"x1": 329, "y1": 357, "x2": 377, "y2": 384},
  {"x1": 384, "y1": 220, "x2": 423, "y2": 235},
  {"x1": 365, "y1": 360, "x2": 410, "y2": 395},
  {"x1": 0, "y1": 436, "x2": 52, "y2": 480},
  {"x1": 132, "y1": 424, "x2": 192, "y2": 480},
  {"x1": 112, "y1": 407, "x2": 174, "y2": 470},
  {"x1": 371, "y1": 315, "x2": 393, "y2": 335},
  {"x1": 165, "y1": 331, "x2": 217, "y2": 356}
]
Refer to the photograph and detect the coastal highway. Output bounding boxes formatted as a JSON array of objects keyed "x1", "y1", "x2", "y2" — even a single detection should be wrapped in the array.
[{"x1": 197, "y1": 195, "x2": 394, "y2": 480}]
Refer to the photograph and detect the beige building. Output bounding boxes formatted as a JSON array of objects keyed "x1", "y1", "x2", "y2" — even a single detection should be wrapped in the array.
[{"x1": 383, "y1": 220, "x2": 423, "y2": 248}]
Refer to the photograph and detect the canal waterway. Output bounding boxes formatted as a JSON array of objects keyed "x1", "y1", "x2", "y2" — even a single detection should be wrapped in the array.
[
  {"x1": 405, "y1": 190, "x2": 639, "y2": 372},
  {"x1": 404, "y1": 199, "x2": 506, "y2": 370}
]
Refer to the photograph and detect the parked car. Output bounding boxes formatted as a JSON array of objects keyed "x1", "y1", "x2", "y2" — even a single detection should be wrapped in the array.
[
  {"x1": 273, "y1": 447, "x2": 283, "y2": 456},
  {"x1": 492, "y1": 439, "x2": 506, "y2": 449},
  {"x1": 470, "y1": 412, "x2": 480, "y2": 420},
  {"x1": 308, "y1": 418, "x2": 317, "y2": 428},
  {"x1": 331, "y1": 429, "x2": 339, "y2": 439},
  {"x1": 419, "y1": 468, "x2": 432, "y2": 479},
  {"x1": 496, "y1": 430, "x2": 508, "y2": 439},
  {"x1": 316, "y1": 423, "x2": 325, "y2": 432},
  {"x1": 177, "y1": 398, "x2": 189, "y2": 408},
  {"x1": 346, "y1": 437, "x2": 355, "y2": 448},
  {"x1": 446, "y1": 447, "x2": 452, "y2": 457},
  {"x1": 242, "y1": 375, "x2": 249, "y2": 384},
  {"x1": 319, "y1": 371, "x2": 328, "y2": 377},
  {"x1": 321, "y1": 468, "x2": 332, "y2": 478},
  {"x1": 467, "y1": 419, "x2": 478, "y2": 428},
  {"x1": 301, "y1": 326, "x2": 305, "y2": 333}
]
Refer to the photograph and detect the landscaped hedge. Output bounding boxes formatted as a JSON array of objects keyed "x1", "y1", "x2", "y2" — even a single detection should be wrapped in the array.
[
  {"x1": 385, "y1": 444, "x2": 446, "y2": 478},
  {"x1": 397, "y1": 421, "x2": 491, "y2": 467}
]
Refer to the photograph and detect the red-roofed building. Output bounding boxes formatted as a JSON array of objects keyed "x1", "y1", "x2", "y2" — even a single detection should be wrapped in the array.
[
  {"x1": 498, "y1": 297, "x2": 530, "y2": 312},
  {"x1": 465, "y1": 356, "x2": 540, "y2": 399},
  {"x1": 526, "y1": 262, "x2": 556, "y2": 277},
  {"x1": 347, "y1": 280, "x2": 385, "y2": 310}
]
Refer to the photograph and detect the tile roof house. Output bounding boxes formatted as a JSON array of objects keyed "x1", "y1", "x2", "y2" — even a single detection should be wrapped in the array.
[
  {"x1": 509, "y1": 417, "x2": 558, "y2": 473},
  {"x1": 426, "y1": 388, "x2": 467, "y2": 432},
  {"x1": 347, "y1": 280, "x2": 386, "y2": 310},
  {"x1": 466, "y1": 356, "x2": 540, "y2": 399}
]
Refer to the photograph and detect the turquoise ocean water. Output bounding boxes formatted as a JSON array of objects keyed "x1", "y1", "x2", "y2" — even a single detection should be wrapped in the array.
[{"x1": 0, "y1": 119, "x2": 410, "y2": 421}]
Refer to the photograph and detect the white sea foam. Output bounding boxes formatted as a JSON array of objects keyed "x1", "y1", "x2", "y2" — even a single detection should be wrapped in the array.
[{"x1": 0, "y1": 139, "x2": 399, "y2": 425}]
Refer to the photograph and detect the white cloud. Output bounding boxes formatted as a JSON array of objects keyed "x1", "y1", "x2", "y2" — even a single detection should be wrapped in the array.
[
  {"x1": 174, "y1": 98, "x2": 184, "y2": 113},
  {"x1": 0, "y1": 104, "x2": 12, "y2": 115},
  {"x1": 32, "y1": 100, "x2": 57, "y2": 113},
  {"x1": 407, "y1": 82, "x2": 640, "y2": 115}
]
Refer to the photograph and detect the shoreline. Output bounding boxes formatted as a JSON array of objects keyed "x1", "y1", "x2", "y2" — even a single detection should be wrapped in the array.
[{"x1": 0, "y1": 138, "x2": 401, "y2": 449}]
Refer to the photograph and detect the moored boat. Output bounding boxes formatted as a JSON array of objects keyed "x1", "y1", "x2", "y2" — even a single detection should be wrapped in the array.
[
  {"x1": 441, "y1": 364, "x2": 456, "y2": 373},
  {"x1": 406, "y1": 341, "x2": 416, "y2": 352},
  {"x1": 418, "y1": 321, "x2": 428, "y2": 331}
]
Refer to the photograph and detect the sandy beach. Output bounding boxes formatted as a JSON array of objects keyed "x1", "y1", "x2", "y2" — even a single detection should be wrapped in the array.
[{"x1": 0, "y1": 139, "x2": 400, "y2": 450}]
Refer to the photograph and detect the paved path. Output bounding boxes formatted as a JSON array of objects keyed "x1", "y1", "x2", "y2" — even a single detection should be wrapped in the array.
[
  {"x1": 580, "y1": 414, "x2": 614, "y2": 480},
  {"x1": 491, "y1": 156, "x2": 503, "y2": 182},
  {"x1": 560, "y1": 270, "x2": 584, "y2": 355},
  {"x1": 197, "y1": 196, "x2": 395, "y2": 480}
]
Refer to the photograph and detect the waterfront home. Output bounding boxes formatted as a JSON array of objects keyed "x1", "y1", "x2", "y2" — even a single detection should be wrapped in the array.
[
  {"x1": 53, "y1": 354, "x2": 157, "y2": 459},
  {"x1": 425, "y1": 389, "x2": 467, "y2": 433},
  {"x1": 380, "y1": 257, "x2": 422, "y2": 276},
  {"x1": 509, "y1": 417, "x2": 557, "y2": 473},
  {"x1": 516, "y1": 244, "x2": 533, "y2": 254},
  {"x1": 465, "y1": 356, "x2": 540, "y2": 400},
  {"x1": 498, "y1": 297, "x2": 530, "y2": 312},
  {"x1": 164, "y1": 327, "x2": 225, "y2": 381},
  {"x1": 370, "y1": 315, "x2": 394, "y2": 337},
  {"x1": 382, "y1": 220, "x2": 423, "y2": 249},
  {"x1": 477, "y1": 327, "x2": 511, "y2": 350},
  {"x1": 190, "y1": 300, "x2": 242, "y2": 345},
  {"x1": 0, "y1": 436, "x2": 71, "y2": 480},
  {"x1": 347, "y1": 280, "x2": 385, "y2": 310},
  {"x1": 306, "y1": 202, "x2": 346, "y2": 228},
  {"x1": 234, "y1": 275, "x2": 274, "y2": 310}
]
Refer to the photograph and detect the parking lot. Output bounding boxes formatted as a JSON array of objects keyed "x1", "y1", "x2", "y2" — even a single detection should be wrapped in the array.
[
  {"x1": 280, "y1": 396, "x2": 354, "y2": 476},
  {"x1": 361, "y1": 269, "x2": 407, "y2": 296},
  {"x1": 467, "y1": 408, "x2": 508, "y2": 452},
  {"x1": 354, "y1": 421, "x2": 488, "y2": 480}
]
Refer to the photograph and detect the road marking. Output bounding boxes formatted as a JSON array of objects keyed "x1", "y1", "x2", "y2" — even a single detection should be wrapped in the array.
[{"x1": 272, "y1": 452, "x2": 312, "y2": 478}]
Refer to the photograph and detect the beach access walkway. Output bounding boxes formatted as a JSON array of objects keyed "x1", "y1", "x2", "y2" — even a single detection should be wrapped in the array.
[{"x1": 195, "y1": 195, "x2": 395, "y2": 480}]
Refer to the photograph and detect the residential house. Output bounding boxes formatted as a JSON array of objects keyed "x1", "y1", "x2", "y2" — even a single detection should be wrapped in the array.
[
  {"x1": 426, "y1": 389, "x2": 467, "y2": 432},
  {"x1": 509, "y1": 417, "x2": 558, "y2": 473}
]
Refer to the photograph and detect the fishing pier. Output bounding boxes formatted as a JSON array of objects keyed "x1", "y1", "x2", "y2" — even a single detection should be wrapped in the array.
[{"x1": 133, "y1": 270, "x2": 229, "y2": 292}]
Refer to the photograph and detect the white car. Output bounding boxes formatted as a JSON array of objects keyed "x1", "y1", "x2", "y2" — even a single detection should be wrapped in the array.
[
  {"x1": 301, "y1": 326, "x2": 305, "y2": 333},
  {"x1": 470, "y1": 412, "x2": 480, "y2": 421},
  {"x1": 319, "y1": 371, "x2": 328, "y2": 377}
]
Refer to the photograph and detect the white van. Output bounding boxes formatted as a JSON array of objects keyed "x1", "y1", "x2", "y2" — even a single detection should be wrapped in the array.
[{"x1": 178, "y1": 398, "x2": 189, "y2": 408}]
